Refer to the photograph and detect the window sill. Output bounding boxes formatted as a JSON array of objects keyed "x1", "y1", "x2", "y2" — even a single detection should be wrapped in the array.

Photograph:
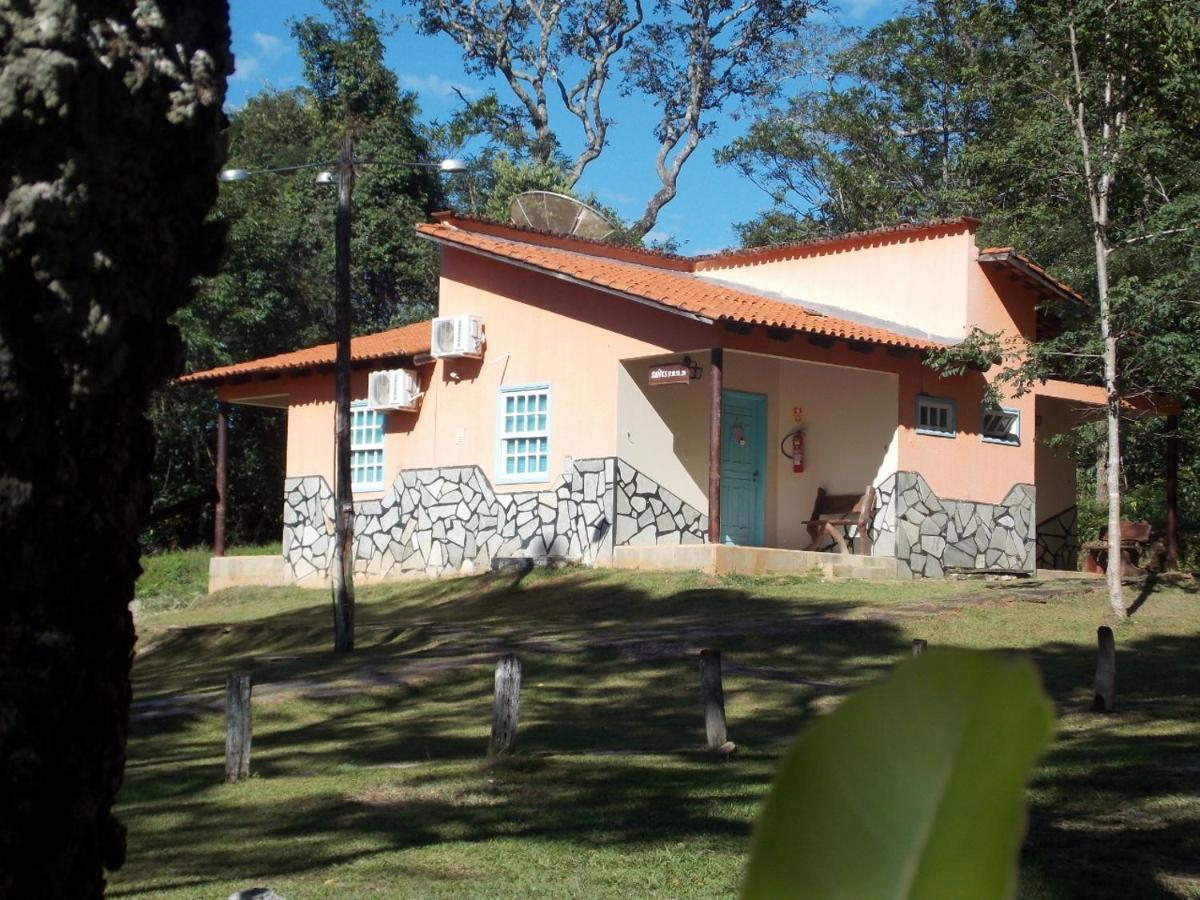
[{"x1": 915, "y1": 428, "x2": 956, "y2": 439}]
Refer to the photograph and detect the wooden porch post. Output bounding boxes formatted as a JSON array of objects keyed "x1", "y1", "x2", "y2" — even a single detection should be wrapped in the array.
[
  {"x1": 708, "y1": 348, "x2": 723, "y2": 544},
  {"x1": 1165, "y1": 413, "x2": 1180, "y2": 571},
  {"x1": 213, "y1": 400, "x2": 229, "y2": 557}
]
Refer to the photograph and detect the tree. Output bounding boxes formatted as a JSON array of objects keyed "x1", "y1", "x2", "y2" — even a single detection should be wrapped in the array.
[
  {"x1": 405, "y1": 0, "x2": 821, "y2": 238},
  {"x1": 151, "y1": 75, "x2": 442, "y2": 552},
  {"x1": 0, "y1": 1, "x2": 229, "y2": 895},
  {"x1": 983, "y1": 0, "x2": 1200, "y2": 615},
  {"x1": 719, "y1": 0, "x2": 1001, "y2": 242},
  {"x1": 409, "y1": 0, "x2": 644, "y2": 183}
]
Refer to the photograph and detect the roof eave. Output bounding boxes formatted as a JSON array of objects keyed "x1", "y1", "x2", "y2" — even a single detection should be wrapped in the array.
[{"x1": 978, "y1": 250, "x2": 1084, "y2": 304}]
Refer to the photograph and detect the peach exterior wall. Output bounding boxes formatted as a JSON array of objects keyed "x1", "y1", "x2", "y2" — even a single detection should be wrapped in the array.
[
  {"x1": 221, "y1": 242, "x2": 1047, "y2": 510},
  {"x1": 374, "y1": 248, "x2": 714, "y2": 495},
  {"x1": 1035, "y1": 396, "x2": 1086, "y2": 523},
  {"x1": 697, "y1": 230, "x2": 974, "y2": 340}
]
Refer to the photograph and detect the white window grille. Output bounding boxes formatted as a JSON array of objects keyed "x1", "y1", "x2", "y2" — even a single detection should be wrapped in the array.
[
  {"x1": 497, "y1": 385, "x2": 550, "y2": 483},
  {"x1": 350, "y1": 402, "x2": 385, "y2": 491},
  {"x1": 916, "y1": 395, "x2": 956, "y2": 437}
]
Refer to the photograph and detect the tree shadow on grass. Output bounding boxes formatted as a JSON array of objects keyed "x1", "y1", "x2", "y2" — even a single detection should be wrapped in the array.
[
  {"x1": 1019, "y1": 630, "x2": 1200, "y2": 899},
  {"x1": 119, "y1": 574, "x2": 1200, "y2": 899},
  {"x1": 117, "y1": 573, "x2": 911, "y2": 895}
]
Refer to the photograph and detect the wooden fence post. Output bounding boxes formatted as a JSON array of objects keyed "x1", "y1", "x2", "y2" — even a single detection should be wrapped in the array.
[
  {"x1": 224, "y1": 674, "x2": 252, "y2": 782},
  {"x1": 489, "y1": 654, "x2": 522, "y2": 758},
  {"x1": 700, "y1": 649, "x2": 728, "y2": 750},
  {"x1": 1093, "y1": 626, "x2": 1116, "y2": 712},
  {"x1": 912, "y1": 639, "x2": 928, "y2": 656}
]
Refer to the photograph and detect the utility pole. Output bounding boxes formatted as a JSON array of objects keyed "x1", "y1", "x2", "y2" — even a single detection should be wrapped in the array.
[{"x1": 331, "y1": 134, "x2": 356, "y2": 652}]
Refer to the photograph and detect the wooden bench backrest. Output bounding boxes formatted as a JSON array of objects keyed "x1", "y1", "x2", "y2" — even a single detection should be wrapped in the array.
[
  {"x1": 1096, "y1": 520, "x2": 1152, "y2": 543},
  {"x1": 809, "y1": 485, "x2": 876, "y2": 523}
]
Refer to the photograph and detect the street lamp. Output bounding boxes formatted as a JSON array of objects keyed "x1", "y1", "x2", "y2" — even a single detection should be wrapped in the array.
[{"x1": 218, "y1": 144, "x2": 464, "y2": 652}]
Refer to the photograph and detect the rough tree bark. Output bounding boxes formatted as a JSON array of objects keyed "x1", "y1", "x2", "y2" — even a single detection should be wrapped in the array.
[
  {"x1": 0, "y1": 3, "x2": 230, "y2": 896},
  {"x1": 1066, "y1": 17, "x2": 1126, "y2": 617}
]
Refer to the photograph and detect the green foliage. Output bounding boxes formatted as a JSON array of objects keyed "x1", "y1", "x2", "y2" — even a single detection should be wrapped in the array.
[
  {"x1": 743, "y1": 649, "x2": 1054, "y2": 900},
  {"x1": 137, "y1": 544, "x2": 282, "y2": 612},
  {"x1": 719, "y1": 0, "x2": 1002, "y2": 242},
  {"x1": 148, "y1": 0, "x2": 445, "y2": 550},
  {"x1": 923, "y1": 327, "x2": 1011, "y2": 405},
  {"x1": 292, "y1": 0, "x2": 402, "y2": 131}
]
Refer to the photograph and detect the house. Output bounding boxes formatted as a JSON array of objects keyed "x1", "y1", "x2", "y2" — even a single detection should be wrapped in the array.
[{"x1": 181, "y1": 212, "x2": 1176, "y2": 585}]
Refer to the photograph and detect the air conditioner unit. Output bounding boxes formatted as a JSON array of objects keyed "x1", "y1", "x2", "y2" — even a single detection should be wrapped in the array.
[
  {"x1": 430, "y1": 314, "x2": 484, "y2": 359},
  {"x1": 367, "y1": 368, "x2": 421, "y2": 412}
]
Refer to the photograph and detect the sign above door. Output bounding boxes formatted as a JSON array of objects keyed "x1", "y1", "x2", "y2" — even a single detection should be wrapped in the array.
[{"x1": 648, "y1": 356, "x2": 702, "y2": 386}]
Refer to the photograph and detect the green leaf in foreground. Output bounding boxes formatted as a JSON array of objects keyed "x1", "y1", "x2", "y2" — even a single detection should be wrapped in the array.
[{"x1": 742, "y1": 648, "x2": 1055, "y2": 900}]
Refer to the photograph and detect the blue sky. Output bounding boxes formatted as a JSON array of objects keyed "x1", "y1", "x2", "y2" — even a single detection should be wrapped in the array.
[{"x1": 228, "y1": 1, "x2": 905, "y2": 253}]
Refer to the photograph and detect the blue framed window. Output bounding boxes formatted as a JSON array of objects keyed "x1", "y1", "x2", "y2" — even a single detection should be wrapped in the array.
[
  {"x1": 350, "y1": 402, "x2": 385, "y2": 492},
  {"x1": 497, "y1": 384, "x2": 550, "y2": 483},
  {"x1": 982, "y1": 405, "x2": 1020, "y2": 445},
  {"x1": 916, "y1": 395, "x2": 956, "y2": 437}
]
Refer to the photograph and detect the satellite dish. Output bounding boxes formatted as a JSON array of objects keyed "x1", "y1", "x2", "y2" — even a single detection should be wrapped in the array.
[{"x1": 509, "y1": 191, "x2": 616, "y2": 241}]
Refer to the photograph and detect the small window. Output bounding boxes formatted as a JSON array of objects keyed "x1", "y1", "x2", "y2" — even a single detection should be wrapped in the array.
[
  {"x1": 498, "y1": 384, "x2": 550, "y2": 483},
  {"x1": 350, "y1": 402, "x2": 385, "y2": 492},
  {"x1": 982, "y1": 405, "x2": 1020, "y2": 445},
  {"x1": 916, "y1": 395, "x2": 956, "y2": 437}
]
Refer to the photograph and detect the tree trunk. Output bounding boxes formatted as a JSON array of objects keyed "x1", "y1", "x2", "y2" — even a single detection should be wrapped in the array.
[
  {"x1": 1095, "y1": 438, "x2": 1107, "y2": 505},
  {"x1": 0, "y1": 4, "x2": 230, "y2": 895},
  {"x1": 1095, "y1": 233, "x2": 1127, "y2": 618},
  {"x1": 331, "y1": 135, "x2": 357, "y2": 653},
  {"x1": 1164, "y1": 414, "x2": 1180, "y2": 570}
]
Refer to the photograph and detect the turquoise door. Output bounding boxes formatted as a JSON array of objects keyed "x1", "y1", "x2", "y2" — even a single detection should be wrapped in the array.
[{"x1": 720, "y1": 390, "x2": 766, "y2": 546}]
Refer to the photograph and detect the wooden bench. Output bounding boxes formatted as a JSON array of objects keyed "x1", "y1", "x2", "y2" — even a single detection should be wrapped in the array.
[
  {"x1": 802, "y1": 485, "x2": 876, "y2": 555},
  {"x1": 1082, "y1": 520, "x2": 1152, "y2": 575}
]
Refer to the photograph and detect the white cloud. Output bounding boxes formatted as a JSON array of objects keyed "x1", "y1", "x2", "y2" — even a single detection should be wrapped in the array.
[
  {"x1": 231, "y1": 55, "x2": 261, "y2": 83},
  {"x1": 252, "y1": 32, "x2": 284, "y2": 60},
  {"x1": 399, "y1": 73, "x2": 481, "y2": 101}
]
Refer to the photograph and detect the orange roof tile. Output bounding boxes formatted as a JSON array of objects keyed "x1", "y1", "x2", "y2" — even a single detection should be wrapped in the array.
[
  {"x1": 177, "y1": 320, "x2": 431, "y2": 386},
  {"x1": 417, "y1": 221, "x2": 944, "y2": 350}
]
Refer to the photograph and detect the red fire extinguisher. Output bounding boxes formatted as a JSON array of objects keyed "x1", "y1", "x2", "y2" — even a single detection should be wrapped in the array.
[{"x1": 788, "y1": 429, "x2": 805, "y2": 473}]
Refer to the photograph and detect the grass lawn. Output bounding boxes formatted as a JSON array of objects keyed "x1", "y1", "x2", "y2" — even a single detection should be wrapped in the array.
[
  {"x1": 136, "y1": 543, "x2": 281, "y2": 613},
  {"x1": 113, "y1": 564, "x2": 1200, "y2": 899}
]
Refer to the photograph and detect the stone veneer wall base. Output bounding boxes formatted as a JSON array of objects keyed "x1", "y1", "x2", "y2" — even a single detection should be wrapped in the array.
[
  {"x1": 282, "y1": 462, "x2": 1035, "y2": 582},
  {"x1": 283, "y1": 457, "x2": 706, "y2": 583},
  {"x1": 871, "y1": 472, "x2": 1036, "y2": 578}
]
